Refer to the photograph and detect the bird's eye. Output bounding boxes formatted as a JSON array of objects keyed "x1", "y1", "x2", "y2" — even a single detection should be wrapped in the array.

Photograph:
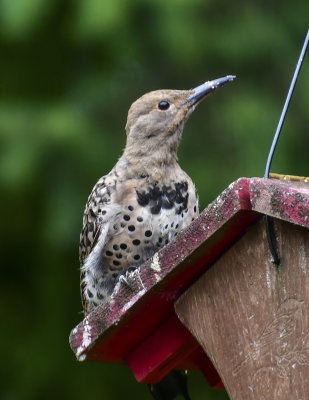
[{"x1": 158, "y1": 100, "x2": 170, "y2": 110}]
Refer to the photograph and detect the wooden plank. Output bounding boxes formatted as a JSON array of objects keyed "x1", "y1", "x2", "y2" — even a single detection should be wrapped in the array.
[{"x1": 175, "y1": 218, "x2": 309, "y2": 399}]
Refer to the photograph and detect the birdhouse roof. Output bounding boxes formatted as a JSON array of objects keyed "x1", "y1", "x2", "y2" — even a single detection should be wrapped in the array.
[{"x1": 70, "y1": 177, "x2": 309, "y2": 383}]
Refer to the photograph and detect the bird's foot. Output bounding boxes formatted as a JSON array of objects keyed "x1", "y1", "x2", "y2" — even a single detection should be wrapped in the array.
[
  {"x1": 118, "y1": 266, "x2": 139, "y2": 290},
  {"x1": 126, "y1": 265, "x2": 138, "y2": 274}
]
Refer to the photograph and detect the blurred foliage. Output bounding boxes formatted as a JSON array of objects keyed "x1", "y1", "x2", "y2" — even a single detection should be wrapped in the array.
[{"x1": 0, "y1": 1, "x2": 308, "y2": 399}]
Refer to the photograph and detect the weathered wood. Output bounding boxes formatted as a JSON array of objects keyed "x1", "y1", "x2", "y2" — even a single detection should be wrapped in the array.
[{"x1": 175, "y1": 218, "x2": 309, "y2": 399}]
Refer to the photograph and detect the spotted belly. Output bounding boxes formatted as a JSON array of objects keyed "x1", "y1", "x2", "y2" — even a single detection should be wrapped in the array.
[{"x1": 103, "y1": 181, "x2": 199, "y2": 278}]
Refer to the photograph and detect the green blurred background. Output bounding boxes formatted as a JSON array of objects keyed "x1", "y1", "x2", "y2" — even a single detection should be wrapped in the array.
[{"x1": 1, "y1": 0, "x2": 308, "y2": 399}]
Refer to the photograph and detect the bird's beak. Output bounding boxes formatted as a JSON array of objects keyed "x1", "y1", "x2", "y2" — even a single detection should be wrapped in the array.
[{"x1": 184, "y1": 75, "x2": 236, "y2": 105}]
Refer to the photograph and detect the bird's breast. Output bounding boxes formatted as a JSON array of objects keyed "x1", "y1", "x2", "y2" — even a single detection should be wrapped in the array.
[{"x1": 103, "y1": 179, "x2": 198, "y2": 276}]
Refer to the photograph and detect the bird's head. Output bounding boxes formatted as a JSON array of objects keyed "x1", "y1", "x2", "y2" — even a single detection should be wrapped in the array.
[{"x1": 123, "y1": 75, "x2": 235, "y2": 172}]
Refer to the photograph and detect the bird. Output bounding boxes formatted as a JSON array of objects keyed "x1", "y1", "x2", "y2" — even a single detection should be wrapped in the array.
[
  {"x1": 79, "y1": 75, "x2": 235, "y2": 400},
  {"x1": 79, "y1": 75, "x2": 235, "y2": 316}
]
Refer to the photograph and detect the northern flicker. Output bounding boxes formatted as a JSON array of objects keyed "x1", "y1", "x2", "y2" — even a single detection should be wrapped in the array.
[{"x1": 79, "y1": 75, "x2": 235, "y2": 315}]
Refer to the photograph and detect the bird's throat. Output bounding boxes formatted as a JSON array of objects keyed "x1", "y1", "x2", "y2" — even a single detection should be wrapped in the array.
[{"x1": 120, "y1": 150, "x2": 179, "y2": 181}]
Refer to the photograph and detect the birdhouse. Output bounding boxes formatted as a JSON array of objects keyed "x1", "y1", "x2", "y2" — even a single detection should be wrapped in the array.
[{"x1": 70, "y1": 176, "x2": 309, "y2": 399}]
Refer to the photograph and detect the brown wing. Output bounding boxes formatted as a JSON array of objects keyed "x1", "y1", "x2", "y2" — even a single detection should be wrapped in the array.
[
  {"x1": 79, "y1": 216, "x2": 101, "y2": 265},
  {"x1": 79, "y1": 174, "x2": 116, "y2": 313},
  {"x1": 79, "y1": 175, "x2": 111, "y2": 263}
]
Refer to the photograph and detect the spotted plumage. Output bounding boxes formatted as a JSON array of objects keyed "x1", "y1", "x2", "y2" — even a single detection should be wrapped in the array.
[{"x1": 79, "y1": 75, "x2": 235, "y2": 315}]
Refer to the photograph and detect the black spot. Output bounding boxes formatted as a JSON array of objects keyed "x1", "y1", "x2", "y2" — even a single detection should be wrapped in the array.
[
  {"x1": 175, "y1": 224, "x2": 179, "y2": 229},
  {"x1": 127, "y1": 266, "x2": 137, "y2": 273},
  {"x1": 162, "y1": 198, "x2": 174, "y2": 209},
  {"x1": 87, "y1": 289, "x2": 93, "y2": 298},
  {"x1": 136, "y1": 186, "x2": 162, "y2": 213},
  {"x1": 112, "y1": 273, "x2": 118, "y2": 278},
  {"x1": 106, "y1": 250, "x2": 113, "y2": 256},
  {"x1": 176, "y1": 204, "x2": 186, "y2": 215},
  {"x1": 133, "y1": 239, "x2": 141, "y2": 246},
  {"x1": 136, "y1": 182, "x2": 188, "y2": 214},
  {"x1": 128, "y1": 225, "x2": 135, "y2": 232},
  {"x1": 144, "y1": 240, "x2": 150, "y2": 244},
  {"x1": 191, "y1": 218, "x2": 195, "y2": 222},
  {"x1": 194, "y1": 205, "x2": 197, "y2": 213},
  {"x1": 145, "y1": 230, "x2": 152, "y2": 237},
  {"x1": 175, "y1": 183, "x2": 189, "y2": 210},
  {"x1": 123, "y1": 215, "x2": 130, "y2": 221},
  {"x1": 158, "y1": 237, "x2": 163, "y2": 243},
  {"x1": 113, "y1": 244, "x2": 119, "y2": 251},
  {"x1": 90, "y1": 209, "x2": 96, "y2": 218},
  {"x1": 116, "y1": 253, "x2": 122, "y2": 259},
  {"x1": 171, "y1": 222, "x2": 174, "y2": 227},
  {"x1": 97, "y1": 293, "x2": 104, "y2": 300},
  {"x1": 165, "y1": 224, "x2": 168, "y2": 229},
  {"x1": 168, "y1": 189, "x2": 176, "y2": 201},
  {"x1": 162, "y1": 187, "x2": 176, "y2": 209},
  {"x1": 181, "y1": 213, "x2": 184, "y2": 217},
  {"x1": 151, "y1": 201, "x2": 162, "y2": 214},
  {"x1": 113, "y1": 260, "x2": 120, "y2": 266},
  {"x1": 137, "y1": 216, "x2": 143, "y2": 222},
  {"x1": 136, "y1": 190, "x2": 150, "y2": 206},
  {"x1": 113, "y1": 224, "x2": 118, "y2": 230},
  {"x1": 150, "y1": 186, "x2": 163, "y2": 214},
  {"x1": 165, "y1": 239, "x2": 169, "y2": 244},
  {"x1": 121, "y1": 222, "x2": 126, "y2": 228},
  {"x1": 120, "y1": 243, "x2": 127, "y2": 250},
  {"x1": 128, "y1": 205, "x2": 134, "y2": 211},
  {"x1": 134, "y1": 254, "x2": 140, "y2": 260}
]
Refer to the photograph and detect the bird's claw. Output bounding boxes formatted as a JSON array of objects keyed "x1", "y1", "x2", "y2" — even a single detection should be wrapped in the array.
[{"x1": 118, "y1": 266, "x2": 138, "y2": 290}]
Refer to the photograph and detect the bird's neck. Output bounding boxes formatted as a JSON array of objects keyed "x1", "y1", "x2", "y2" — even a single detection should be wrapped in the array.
[
  {"x1": 120, "y1": 121, "x2": 185, "y2": 181},
  {"x1": 118, "y1": 146, "x2": 180, "y2": 182}
]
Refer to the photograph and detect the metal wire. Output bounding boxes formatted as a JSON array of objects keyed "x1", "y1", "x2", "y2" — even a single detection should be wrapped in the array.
[
  {"x1": 264, "y1": 29, "x2": 309, "y2": 179},
  {"x1": 264, "y1": 28, "x2": 309, "y2": 266}
]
